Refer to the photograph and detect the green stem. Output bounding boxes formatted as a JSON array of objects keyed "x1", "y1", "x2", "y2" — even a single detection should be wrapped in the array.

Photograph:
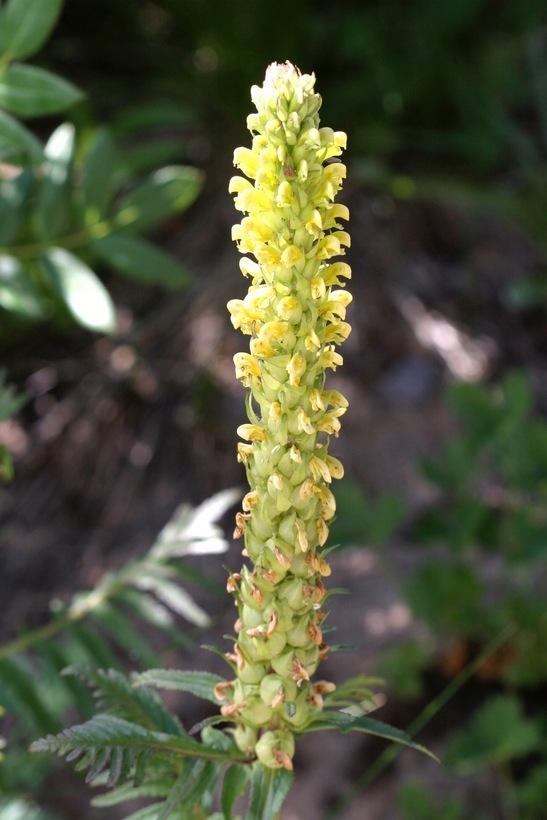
[{"x1": 322, "y1": 622, "x2": 518, "y2": 819}]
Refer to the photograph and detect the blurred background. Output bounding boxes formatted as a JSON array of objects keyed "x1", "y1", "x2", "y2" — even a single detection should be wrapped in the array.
[{"x1": 1, "y1": 1, "x2": 547, "y2": 818}]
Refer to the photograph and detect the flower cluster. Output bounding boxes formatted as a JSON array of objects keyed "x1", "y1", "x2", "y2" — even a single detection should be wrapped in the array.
[{"x1": 217, "y1": 62, "x2": 352, "y2": 771}]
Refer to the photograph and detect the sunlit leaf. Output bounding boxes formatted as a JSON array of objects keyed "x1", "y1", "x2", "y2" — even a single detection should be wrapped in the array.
[
  {"x1": 34, "y1": 123, "x2": 76, "y2": 239},
  {"x1": 0, "y1": 796, "x2": 56, "y2": 820},
  {"x1": 133, "y1": 571, "x2": 210, "y2": 627},
  {"x1": 150, "y1": 488, "x2": 240, "y2": 559},
  {"x1": 42, "y1": 247, "x2": 116, "y2": 333},
  {"x1": 0, "y1": 255, "x2": 46, "y2": 318},
  {"x1": 0, "y1": 64, "x2": 83, "y2": 117}
]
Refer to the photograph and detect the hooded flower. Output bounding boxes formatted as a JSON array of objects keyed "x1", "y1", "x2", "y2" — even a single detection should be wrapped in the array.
[{"x1": 220, "y1": 61, "x2": 352, "y2": 770}]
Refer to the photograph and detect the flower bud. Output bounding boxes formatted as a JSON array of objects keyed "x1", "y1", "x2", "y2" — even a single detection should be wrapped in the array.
[{"x1": 255, "y1": 729, "x2": 295, "y2": 771}]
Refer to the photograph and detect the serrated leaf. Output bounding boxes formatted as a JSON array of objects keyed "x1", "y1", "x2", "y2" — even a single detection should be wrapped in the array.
[
  {"x1": 65, "y1": 668, "x2": 184, "y2": 736},
  {"x1": 0, "y1": 109, "x2": 42, "y2": 162},
  {"x1": 114, "y1": 166, "x2": 202, "y2": 231},
  {"x1": 92, "y1": 232, "x2": 190, "y2": 289},
  {"x1": 30, "y1": 714, "x2": 244, "y2": 763},
  {"x1": 81, "y1": 128, "x2": 116, "y2": 223},
  {"x1": 0, "y1": 0, "x2": 63, "y2": 59},
  {"x1": 133, "y1": 669, "x2": 224, "y2": 704},
  {"x1": 42, "y1": 248, "x2": 116, "y2": 333},
  {"x1": 306, "y1": 711, "x2": 438, "y2": 761},
  {"x1": 221, "y1": 764, "x2": 250, "y2": 820},
  {"x1": 0, "y1": 64, "x2": 83, "y2": 117}
]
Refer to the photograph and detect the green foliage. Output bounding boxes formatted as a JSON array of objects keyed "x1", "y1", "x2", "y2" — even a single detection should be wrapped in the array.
[
  {"x1": 328, "y1": 479, "x2": 405, "y2": 549},
  {"x1": 246, "y1": 765, "x2": 293, "y2": 820},
  {"x1": 0, "y1": 490, "x2": 239, "y2": 804},
  {"x1": 516, "y1": 764, "x2": 547, "y2": 820},
  {"x1": 397, "y1": 782, "x2": 469, "y2": 820},
  {"x1": 31, "y1": 665, "x2": 434, "y2": 817},
  {"x1": 404, "y1": 371, "x2": 547, "y2": 667},
  {"x1": 445, "y1": 696, "x2": 541, "y2": 774},
  {"x1": 0, "y1": 125, "x2": 202, "y2": 330},
  {"x1": 0, "y1": 0, "x2": 64, "y2": 61},
  {"x1": 377, "y1": 641, "x2": 430, "y2": 701},
  {"x1": 306, "y1": 709, "x2": 438, "y2": 763},
  {"x1": 377, "y1": 372, "x2": 547, "y2": 819},
  {"x1": 405, "y1": 561, "x2": 487, "y2": 637},
  {"x1": 0, "y1": 0, "x2": 202, "y2": 335}
]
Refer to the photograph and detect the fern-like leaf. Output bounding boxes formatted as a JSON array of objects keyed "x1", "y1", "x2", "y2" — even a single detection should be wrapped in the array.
[
  {"x1": 63, "y1": 667, "x2": 185, "y2": 736},
  {"x1": 30, "y1": 713, "x2": 247, "y2": 786},
  {"x1": 133, "y1": 669, "x2": 224, "y2": 704}
]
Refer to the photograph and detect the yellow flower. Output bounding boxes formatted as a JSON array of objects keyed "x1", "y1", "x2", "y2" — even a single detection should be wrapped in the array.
[
  {"x1": 226, "y1": 61, "x2": 352, "y2": 768},
  {"x1": 237, "y1": 423, "x2": 266, "y2": 442}
]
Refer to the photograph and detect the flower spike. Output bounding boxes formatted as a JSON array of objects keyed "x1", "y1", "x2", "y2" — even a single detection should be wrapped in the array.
[{"x1": 222, "y1": 61, "x2": 352, "y2": 769}]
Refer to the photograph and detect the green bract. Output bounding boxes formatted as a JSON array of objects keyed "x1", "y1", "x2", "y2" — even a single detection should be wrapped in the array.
[{"x1": 220, "y1": 61, "x2": 351, "y2": 770}]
